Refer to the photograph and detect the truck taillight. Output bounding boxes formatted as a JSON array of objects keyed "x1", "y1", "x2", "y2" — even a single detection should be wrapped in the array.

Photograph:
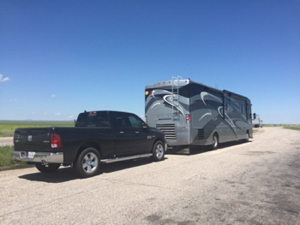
[
  {"x1": 51, "y1": 133, "x2": 62, "y2": 148},
  {"x1": 186, "y1": 114, "x2": 191, "y2": 123}
]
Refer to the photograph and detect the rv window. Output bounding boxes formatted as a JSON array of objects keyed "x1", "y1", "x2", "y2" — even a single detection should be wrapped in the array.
[
  {"x1": 226, "y1": 103, "x2": 229, "y2": 111},
  {"x1": 238, "y1": 100, "x2": 246, "y2": 115},
  {"x1": 240, "y1": 105, "x2": 245, "y2": 114}
]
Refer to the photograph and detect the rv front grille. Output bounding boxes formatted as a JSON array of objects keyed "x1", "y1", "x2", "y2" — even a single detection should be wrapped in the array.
[
  {"x1": 156, "y1": 124, "x2": 176, "y2": 140},
  {"x1": 198, "y1": 129, "x2": 204, "y2": 140}
]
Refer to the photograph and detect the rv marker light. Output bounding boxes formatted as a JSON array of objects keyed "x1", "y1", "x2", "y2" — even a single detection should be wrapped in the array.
[{"x1": 186, "y1": 114, "x2": 191, "y2": 123}]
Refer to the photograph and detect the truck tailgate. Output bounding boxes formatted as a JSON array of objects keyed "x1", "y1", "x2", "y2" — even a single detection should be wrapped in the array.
[{"x1": 14, "y1": 128, "x2": 52, "y2": 151}]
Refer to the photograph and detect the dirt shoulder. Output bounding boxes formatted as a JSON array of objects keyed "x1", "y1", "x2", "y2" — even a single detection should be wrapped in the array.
[{"x1": 0, "y1": 137, "x2": 13, "y2": 146}]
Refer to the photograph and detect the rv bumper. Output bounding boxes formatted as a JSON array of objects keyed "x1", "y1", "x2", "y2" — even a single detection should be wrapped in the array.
[{"x1": 11, "y1": 151, "x2": 64, "y2": 164}]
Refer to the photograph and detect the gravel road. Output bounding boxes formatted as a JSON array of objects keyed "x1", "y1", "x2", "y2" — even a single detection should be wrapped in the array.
[{"x1": 1, "y1": 127, "x2": 299, "y2": 225}]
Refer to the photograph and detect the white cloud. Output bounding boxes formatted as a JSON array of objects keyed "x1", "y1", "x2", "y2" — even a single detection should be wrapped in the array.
[
  {"x1": 50, "y1": 94, "x2": 56, "y2": 98},
  {"x1": 0, "y1": 74, "x2": 10, "y2": 83},
  {"x1": 9, "y1": 98, "x2": 18, "y2": 102},
  {"x1": 68, "y1": 115, "x2": 75, "y2": 119}
]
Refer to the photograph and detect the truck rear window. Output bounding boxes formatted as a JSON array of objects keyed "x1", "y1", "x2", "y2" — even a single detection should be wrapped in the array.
[{"x1": 76, "y1": 112, "x2": 110, "y2": 128}]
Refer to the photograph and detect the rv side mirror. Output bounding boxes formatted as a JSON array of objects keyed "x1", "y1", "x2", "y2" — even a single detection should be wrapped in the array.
[{"x1": 253, "y1": 113, "x2": 257, "y2": 120}]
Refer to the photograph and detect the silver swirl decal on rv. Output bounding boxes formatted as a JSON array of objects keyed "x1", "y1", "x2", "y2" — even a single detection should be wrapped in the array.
[
  {"x1": 217, "y1": 106, "x2": 235, "y2": 128},
  {"x1": 200, "y1": 92, "x2": 235, "y2": 128},
  {"x1": 199, "y1": 111, "x2": 213, "y2": 121},
  {"x1": 199, "y1": 92, "x2": 222, "y2": 122},
  {"x1": 163, "y1": 95, "x2": 184, "y2": 115},
  {"x1": 147, "y1": 89, "x2": 184, "y2": 116},
  {"x1": 147, "y1": 89, "x2": 170, "y2": 110},
  {"x1": 200, "y1": 92, "x2": 222, "y2": 105}
]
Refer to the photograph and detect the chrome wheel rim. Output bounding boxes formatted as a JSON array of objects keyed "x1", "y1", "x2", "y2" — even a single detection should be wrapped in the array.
[
  {"x1": 155, "y1": 144, "x2": 164, "y2": 159},
  {"x1": 82, "y1": 152, "x2": 99, "y2": 173}
]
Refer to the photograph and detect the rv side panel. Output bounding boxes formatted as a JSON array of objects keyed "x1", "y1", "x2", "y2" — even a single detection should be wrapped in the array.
[{"x1": 189, "y1": 83, "x2": 233, "y2": 146}]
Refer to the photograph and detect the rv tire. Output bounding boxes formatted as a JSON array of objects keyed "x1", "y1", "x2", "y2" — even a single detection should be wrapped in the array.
[
  {"x1": 212, "y1": 134, "x2": 219, "y2": 150},
  {"x1": 245, "y1": 132, "x2": 250, "y2": 142}
]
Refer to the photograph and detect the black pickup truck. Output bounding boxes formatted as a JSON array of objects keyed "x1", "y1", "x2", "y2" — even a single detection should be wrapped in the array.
[{"x1": 12, "y1": 111, "x2": 166, "y2": 178}]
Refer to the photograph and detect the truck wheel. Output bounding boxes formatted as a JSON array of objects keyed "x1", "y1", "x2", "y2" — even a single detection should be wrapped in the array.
[
  {"x1": 152, "y1": 141, "x2": 165, "y2": 161},
  {"x1": 75, "y1": 147, "x2": 100, "y2": 178},
  {"x1": 35, "y1": 163, "x2": 60, "y2": 173},
  {"x1": 212, "y1": 134, "x2": 219, "y2": 150}
]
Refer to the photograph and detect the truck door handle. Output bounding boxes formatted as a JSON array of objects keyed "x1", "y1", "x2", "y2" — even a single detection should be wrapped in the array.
[
  {"x1": 120, "y1": 131, "x2": 124, "y2": 134},
  {"x1": 135, "y1": 131, "x2": 139, "y2": 134}
]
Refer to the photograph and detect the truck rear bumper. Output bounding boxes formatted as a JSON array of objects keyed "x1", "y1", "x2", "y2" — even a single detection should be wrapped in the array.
[{"x1": 11, "y1": 151, "x2": 64, "y2": 164}]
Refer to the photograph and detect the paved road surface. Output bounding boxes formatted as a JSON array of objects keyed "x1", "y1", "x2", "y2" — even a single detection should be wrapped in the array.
[{"x1": 0, "y1": 127, "x2": 299, "y2": 224}]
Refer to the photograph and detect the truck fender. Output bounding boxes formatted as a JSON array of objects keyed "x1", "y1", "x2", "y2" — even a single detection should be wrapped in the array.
[{"x1": 74, "y1": 142, "x2": 102, "y2": 164}]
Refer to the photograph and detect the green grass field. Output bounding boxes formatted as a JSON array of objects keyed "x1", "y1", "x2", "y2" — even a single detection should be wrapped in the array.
[
  {"x1": 0, "y1": 120, "x2": 74, "y2": 137},
  {"x1": 283, "y1": 125, "x2": 300, "y2": 131},
  {"x1": 260, "y1": 124, "x2": 300, "y2": 130},
  {"x1": 0, "y1": 146, "x2": 33, "y2": 171}
]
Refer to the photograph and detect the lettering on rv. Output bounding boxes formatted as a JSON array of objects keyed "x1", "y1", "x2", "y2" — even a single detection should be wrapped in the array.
[{"x1": 157, "y1": 113, "x2": 173, "y2": 120}]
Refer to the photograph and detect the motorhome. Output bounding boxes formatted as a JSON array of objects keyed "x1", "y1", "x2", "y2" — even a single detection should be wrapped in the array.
[
  {"x1": 145, "y1": 77, "x2": 253, "y2": 152},
  {"x1": 252, "y1": 114, "x2": 263, "y2": 128}
]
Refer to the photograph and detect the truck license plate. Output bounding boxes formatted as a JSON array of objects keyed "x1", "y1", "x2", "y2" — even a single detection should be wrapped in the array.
[{"x1": 28, "y1": 152, "x2": 35, "y2": 159}]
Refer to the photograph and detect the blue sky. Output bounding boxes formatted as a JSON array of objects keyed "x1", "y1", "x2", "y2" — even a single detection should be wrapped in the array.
[{"x1": 0, "y1": 0, "x2": 299, "y2": 124}]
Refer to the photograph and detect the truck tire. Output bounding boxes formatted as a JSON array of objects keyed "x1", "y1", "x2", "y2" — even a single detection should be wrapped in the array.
[
  {"x1": 152, "y1": 141, "x2": 165, "y2": 161},
  {"x1": 212, "y1": 134, "x2": 219, "y2": 150},
  {"x1": 75, "y1": 147, "x2": 100, "y2": 178},
  {"x1": 35, "y1": 163, "x2": 60, "y2": 173}
]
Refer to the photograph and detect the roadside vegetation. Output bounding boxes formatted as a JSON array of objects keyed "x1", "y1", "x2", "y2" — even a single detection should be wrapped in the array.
[
  {"x1": 0, "y1": 146, "x2": 33, "y2": 171},
  {"x1": 258, "y1": 124, "x2": 300, "y2": 131},
  {"x1": 0, "y1": 120, "x2": 73, "y2": 137},
  {"x1": 283, "y1": 125, "x2": 300, "y2": 131},
  {"x1": 263, "y1": 124, "x2": 300, "y2": 130}
]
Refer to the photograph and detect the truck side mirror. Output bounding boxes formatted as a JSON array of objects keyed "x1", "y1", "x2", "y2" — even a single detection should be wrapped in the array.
[{"x1": 253, "y1": 113, "x2": 257, "y2": 120}]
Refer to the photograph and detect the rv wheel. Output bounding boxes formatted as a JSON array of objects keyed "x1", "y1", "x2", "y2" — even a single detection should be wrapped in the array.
[
  {"x1": 212, "y1": 134, "x2": 219, "y2": 150},
  {"x1": 245, "y1": 132, "x2": 250, "y2": 142}
]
